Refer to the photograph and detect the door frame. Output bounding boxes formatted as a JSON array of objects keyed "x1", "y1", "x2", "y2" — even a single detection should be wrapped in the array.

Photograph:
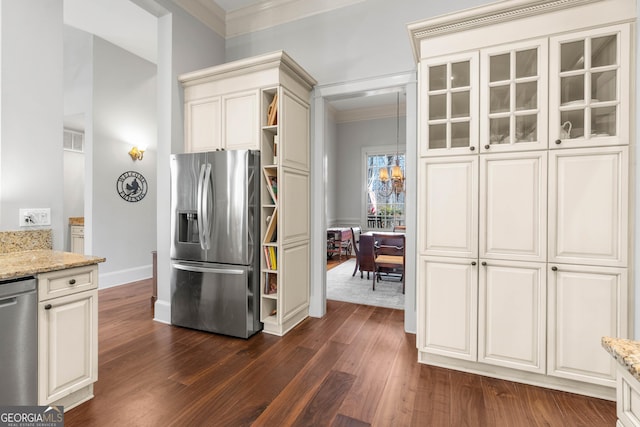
[{"x1": 309, "y1": 71, "x2": 418, "y2": 333}]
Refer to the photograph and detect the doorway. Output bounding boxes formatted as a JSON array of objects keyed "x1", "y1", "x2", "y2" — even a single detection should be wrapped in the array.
[{"x1": 309, "y1": 72, "x2": 418, "y2": 333}]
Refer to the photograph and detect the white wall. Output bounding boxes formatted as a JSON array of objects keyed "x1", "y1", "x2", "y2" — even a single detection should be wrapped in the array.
[
  {"x1": 0, "y1": 0, "x2": 64, "y2": 247},
  {"x1": 150, "y1": 0, "x2": 227, "y2": 323},
  {"x1": 92, "y1": 37, "x2": 157, "y2": 286}
]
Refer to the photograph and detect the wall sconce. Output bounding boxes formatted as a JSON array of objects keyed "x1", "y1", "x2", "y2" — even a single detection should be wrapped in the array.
[{"x1": 128, "y1": 146, "x2": 145, "y2": 161}]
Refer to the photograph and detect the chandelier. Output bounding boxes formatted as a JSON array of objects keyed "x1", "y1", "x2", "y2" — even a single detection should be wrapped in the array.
[{"x1": 378, "y1": 92, "x2": 404, "y2": 197}]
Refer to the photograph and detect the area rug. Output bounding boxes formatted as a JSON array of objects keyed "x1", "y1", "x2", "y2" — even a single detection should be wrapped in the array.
[{"x1": 326, "y1": 259, "x2": 404, "y2": 310}]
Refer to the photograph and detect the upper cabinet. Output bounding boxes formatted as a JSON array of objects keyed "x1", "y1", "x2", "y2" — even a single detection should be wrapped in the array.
[
  {"x1": 549, "y1": 24, "x2": 630, "y2": 148},
  {"x1": 421, "y1": 52, "x2": 479, "y2": 156},
  {"x1": 480, "y1": 39, "x2": 548, "y2": 153}
]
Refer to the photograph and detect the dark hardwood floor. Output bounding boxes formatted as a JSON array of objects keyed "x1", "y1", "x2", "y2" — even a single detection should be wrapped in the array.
[{"x1": 65, "y1": 279, "x2": 616, "y2": 426}]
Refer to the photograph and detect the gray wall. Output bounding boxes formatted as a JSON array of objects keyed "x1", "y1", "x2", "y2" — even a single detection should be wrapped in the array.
[
  {"x1": 225, "y1": 0, "x2": 487, "y2": 85},
  {"x1": 92, "y1": 37, "x2": 157, "y2": 286},
  {"x1": 332, "y1": 115, "x2": 406, "y2": 227}
]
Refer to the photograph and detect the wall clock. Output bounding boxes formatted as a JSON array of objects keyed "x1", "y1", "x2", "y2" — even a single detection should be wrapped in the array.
[{"x1": 116, "y1": 171, "x2": 148, "y2": 202}]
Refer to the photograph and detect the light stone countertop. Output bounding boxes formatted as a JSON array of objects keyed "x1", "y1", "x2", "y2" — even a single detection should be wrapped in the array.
[
  {"x1": 602, "y1": 336, "x2": 640, "y2": 381},
  {"x1": 0, "y1": 249, "x2": 105, "y2": 280},
  {"x1": 69, "y1": 217, "x2": 85, "y2": 226}
]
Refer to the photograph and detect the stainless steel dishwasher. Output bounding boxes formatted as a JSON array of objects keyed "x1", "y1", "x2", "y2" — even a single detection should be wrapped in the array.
[{"x1": 0, "y1": 275, "x2": 37, "y2": 405}]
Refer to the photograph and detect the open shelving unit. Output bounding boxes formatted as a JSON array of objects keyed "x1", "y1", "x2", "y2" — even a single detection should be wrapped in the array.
[{"x1": 260, "y1": 88, "x2": 280, "y2": 327}]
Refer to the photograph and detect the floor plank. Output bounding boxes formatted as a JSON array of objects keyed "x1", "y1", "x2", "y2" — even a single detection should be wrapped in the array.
[{"x1": 64, "y1": 280, "x2": 617, "y2": 426}]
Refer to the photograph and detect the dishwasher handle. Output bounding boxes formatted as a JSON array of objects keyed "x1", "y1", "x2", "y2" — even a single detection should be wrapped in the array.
[{"x1": 0, "y1": 297, "x2": 17, "y2": 308}]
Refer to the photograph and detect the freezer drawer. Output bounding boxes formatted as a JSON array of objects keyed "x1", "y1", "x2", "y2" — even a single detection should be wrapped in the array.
[{"x1": 170, "y1": 261, "x2": 261, "y2": 338}]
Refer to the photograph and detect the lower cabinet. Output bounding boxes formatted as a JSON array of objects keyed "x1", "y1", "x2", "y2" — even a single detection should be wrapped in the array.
[
  {"x1": 418, "y1": 256, "x2": 627, "y2": 396},
  {"x1": 616, "y1": 365, "x2": 640, "y2": 427},
  {"x1": 478, "y1": 260, "x2": 546, "y2": 374},
  {"x1": 548, "y1": 263, "x2": 628, "y2": 387},
  {"x1": 418, "y1": 257, "x2": 477, "y2": 361},
  {"x1": 70, "y1": 225, "x2": 84, "y2": 255},
  {"x1": 38, "y1": 265, "x2": 98, "y2": 407}
]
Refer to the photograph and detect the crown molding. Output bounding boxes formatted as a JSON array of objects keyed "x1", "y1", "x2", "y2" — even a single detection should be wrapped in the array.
[
  {"x1": 225, "y1": 0, "x2": 364, "y2": 38},
  {"x1": 173, "y1": 0, "x2": 226, "y2": 38},
  {"x1": 407, "y1": 0, "x2": 603, "y2": 62}
]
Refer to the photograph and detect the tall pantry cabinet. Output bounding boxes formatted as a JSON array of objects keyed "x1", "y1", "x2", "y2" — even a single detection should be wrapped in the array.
[
  {"x1": 179, "y1": 52, "x2": 316, "y2": 336},
  {"x1": 409, "y1": 0, "x2": 634, "y2": 399}
]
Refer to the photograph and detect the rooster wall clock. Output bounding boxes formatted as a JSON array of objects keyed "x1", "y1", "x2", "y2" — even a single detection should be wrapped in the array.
[{"x1": 116, "y1": 171, "x2": 148, "y2": 202}]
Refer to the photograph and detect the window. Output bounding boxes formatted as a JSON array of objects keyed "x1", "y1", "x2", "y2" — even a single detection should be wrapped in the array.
[
  {"x1": 63, "y1": 129, "x2": 84, "y2": 153},
  {"x1": 364, "y1": 148, "x2": 405, "y2": 230}
]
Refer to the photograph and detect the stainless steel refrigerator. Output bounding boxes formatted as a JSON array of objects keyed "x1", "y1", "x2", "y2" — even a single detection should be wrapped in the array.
[{"x1": 170, "y1": 149, "x2": 262, "y2": 338}]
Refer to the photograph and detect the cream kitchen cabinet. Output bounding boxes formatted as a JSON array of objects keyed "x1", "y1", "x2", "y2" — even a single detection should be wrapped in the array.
[
  {"x1": 418, "y1": 256, "x2": 478, "y2": 361},
  {"x1": 419, "y1": 155, "x2": 478, "y2": 258},
  {"x1": 421, "y1": 52, "x2": 479, "y2": 156},
  {"x1": 184, "y1": 96, "x2": 222, "y2": 152},
  {"x1": 222, "y1": 90, "x2": 259, "y2": 150},
  {"x1": 549, "y1": 146, "x2": 628, "y2": 267},
  {"x1": 478, "y1": 259, "x2": 546, "y2": 374},
  {"x1": 548, "y1": 263, "x2": 627, "y2": 387},
  {"x1": 418, "y1": 151, "x2": 547, "y2": 371},
  {"x1": 480, "y1": 151, "x2": 547, "y2": 262},
  {"x1": 411, "y1": 0, "x2": 633, "y2": 399},
  {"x1": 38, "y1": 265, "x2": 98, "y2": 408},
  {"x1": 70, "y1": 225, "x2": 84, "y2": 255},
  {"x1": 549, "y1": 25, "x2": 630, "y2": 149},
  {"x1": 181, "y1": 72, "x2": 260, "y2": 152}
]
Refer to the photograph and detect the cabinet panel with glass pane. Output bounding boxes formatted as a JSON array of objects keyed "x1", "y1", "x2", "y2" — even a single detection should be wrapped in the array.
[
  {"x1": 421, "y1": 52, "x2": 479, "y2": 157},
  {"x1": 549, "y1": 24, "x2": 630, "y2": 149},
  {"x1": 480, "y1": 39, "x2": 548, "y2": 153}
]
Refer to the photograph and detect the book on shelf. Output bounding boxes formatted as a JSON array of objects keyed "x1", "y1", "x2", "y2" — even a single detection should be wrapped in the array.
[
  {"x1": 264, "y1": 211, "x2": 277, "y2": 243},
  {"x1": 267, "y1": 93, "x2": 278, "y2": 126},
  {"x1": 273, "y1": 134, "x2": 279, "y2": 164},
  {"x1": 265, "y1": 272, "x2": 277, "y2": 294},
  {"x1": 263, "y1": 246, "x2": 277, "y2": 270},
  {"x1": 269, "y1": 176, "x2": 277, "y2": 198}
]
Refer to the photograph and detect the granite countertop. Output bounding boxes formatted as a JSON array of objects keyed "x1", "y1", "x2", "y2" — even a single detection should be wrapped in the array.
[
  {"x1": 69, "y1": 217, "x2": 84, "y2": 226},
  {"x1": 602, "y1": 336, "x2": 640, "y2": 381},
  {"x1": 0, "y1": 249, "x2": 106, "y2": 280}
]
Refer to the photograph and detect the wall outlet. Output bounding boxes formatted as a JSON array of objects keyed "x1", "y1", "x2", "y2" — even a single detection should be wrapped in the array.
[{"x1": 19, "y1": 208, "x2": 51, "y2": 227}]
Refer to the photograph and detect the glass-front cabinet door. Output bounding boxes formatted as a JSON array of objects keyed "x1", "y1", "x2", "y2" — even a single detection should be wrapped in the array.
[
  {"x1": 549, "y1": 24, "x2": 630, "y2": 148},
  {"x1": 480, "y1": 39, "x2": 548, "y2": 153},
  {"x1": 421, "y1": 52, "x2": 479, "y2": 156}
]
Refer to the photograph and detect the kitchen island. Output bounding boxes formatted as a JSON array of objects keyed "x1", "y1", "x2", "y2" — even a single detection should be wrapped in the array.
[{"x1": 602, "y1": 337, "x2": 640, "y2": 426}]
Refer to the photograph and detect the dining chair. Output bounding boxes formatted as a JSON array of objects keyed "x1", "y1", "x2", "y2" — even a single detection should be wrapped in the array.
[
  {"x1": 350, "y1": 227, "x2": 361, "y2": 276},
  {"x1": 372, "y1": 233, "x2": 405, "y2": 293},
  {"x1": 356, "y1": 234, "x2": 375, "y2": 279}
]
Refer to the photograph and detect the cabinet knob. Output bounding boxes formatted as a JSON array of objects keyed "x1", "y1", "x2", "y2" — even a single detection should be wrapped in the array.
[
  {"x1": 44, "y1": 304, "x2": 52, "y2": 310},
  {"x1": 481, "y1": 261, "x2": 487, "y2": 266},
  {"x1": 68, "y1": 279, "x2": 76, "y2": 285},
  {"x1": 469, "y1": 146, "x2": 475, "y2": 151},
  {"x1": 484, "y1": 144, "x2": 490, "y2": 150},
  {"x1": 471, "y1": 261, "x2": 477, "y2": 266},
  {"x1": 551, "y1": 266, "x2": 558, "y2": 271},
  {"x1": 555, "y1": 139, "x2": 562, "y2": 145}
]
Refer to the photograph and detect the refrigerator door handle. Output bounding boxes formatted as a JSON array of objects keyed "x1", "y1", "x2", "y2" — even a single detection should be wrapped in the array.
[
  {"x1": 202, "y1": 163, "x2": 213, "y2": 250},
  {"x1": 172, "y1": 262, "x2": 244, "y2": 275},
  {"x1": 197, "y1": 164, "x2": 211, "y2": 250}
]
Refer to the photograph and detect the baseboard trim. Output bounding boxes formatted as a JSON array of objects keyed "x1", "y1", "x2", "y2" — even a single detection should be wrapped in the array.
[{"x1": 99, "y1": 264, "x2": 152, "y2": 288}]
